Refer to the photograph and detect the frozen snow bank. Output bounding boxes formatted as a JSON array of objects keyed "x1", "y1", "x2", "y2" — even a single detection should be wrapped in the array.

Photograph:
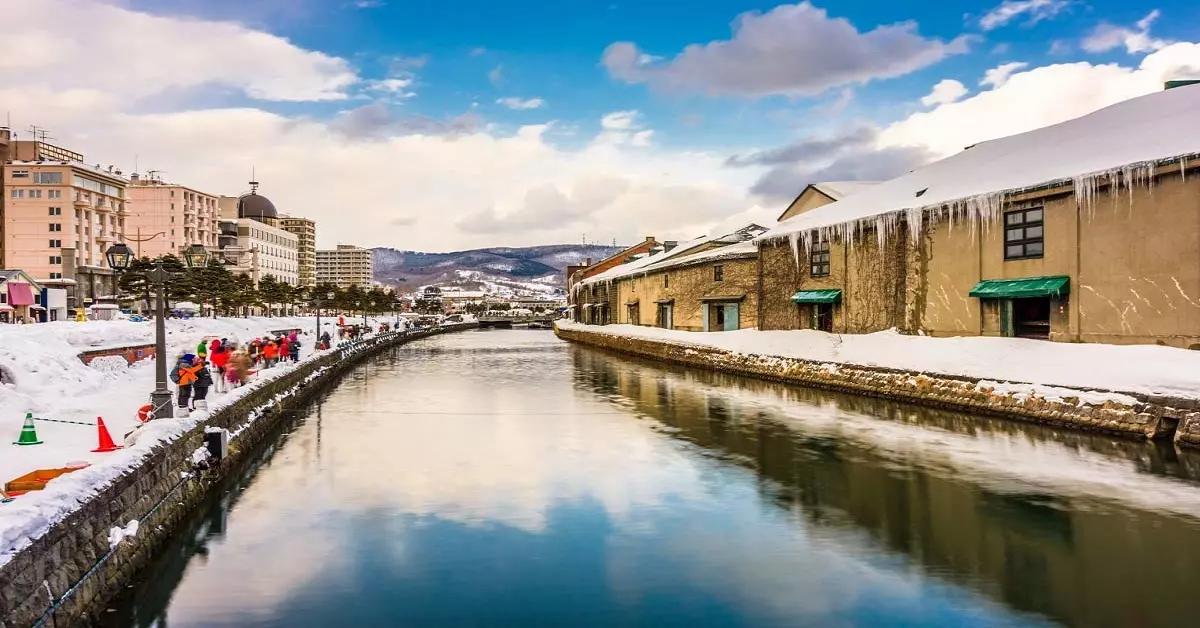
[
  {"x1": 555, "y1": 321, "x2": 1200, "y2": 401},
  {"x1": 0, "y1": 315, "x2": 392, "y2": 564}
]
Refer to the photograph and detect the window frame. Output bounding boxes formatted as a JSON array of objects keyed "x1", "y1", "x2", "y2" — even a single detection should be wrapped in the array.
[
  {"x1": 713, "y1": 264, "x2": 724, "y2": 282},
  {"x1": 1004, "y1": 207, "x2": 1045, "y2": 261},
  {"x1": 810, "y1": 241, "x2": 831, "y2": 277}
]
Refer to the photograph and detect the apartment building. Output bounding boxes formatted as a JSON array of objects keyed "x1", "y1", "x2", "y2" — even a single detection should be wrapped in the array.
[
  {"x1": 124, "y1": 174, "x2": 220, "y2": 259},
  {"x1": 316, "y1": 244, "x2": 373, "y2": 289},
  {"x1": 1, "y1": 148, "x2": 128, "y2": 305},
  {"x1": 216, "y1": 187, "x2": 299, "y2": 286},
  {"x1": 277, "y1": 215, "x2": 316, "y2": 287}
]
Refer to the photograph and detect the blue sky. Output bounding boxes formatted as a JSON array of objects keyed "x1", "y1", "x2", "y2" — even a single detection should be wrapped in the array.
[
  {"x1": 6, "y1": 1, "x2": 1200, "y2": 250},
  {"x1": 123, "y1": 0, "x2": 1200, "y2": 150}
]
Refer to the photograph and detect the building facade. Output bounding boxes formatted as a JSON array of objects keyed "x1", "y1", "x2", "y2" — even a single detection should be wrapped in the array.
[
  {"x1": 1, "y1": 156, "x2": 128, "y2": 306},
  {"x1": 217, "y1": 187, "x2": 299, "y2": 286},
  {"x1": 316, "y1": 244, "x2": 373, "y2": 289},
  {"x1": 124, "y1": 175, "x2": 220, "y2": 259},
  {"x1": 277, "y1": 216, "x2": 316, "y2": 287},
  {"x1": 756, "y1": 84, "x2": 1200, "y2": 349}
]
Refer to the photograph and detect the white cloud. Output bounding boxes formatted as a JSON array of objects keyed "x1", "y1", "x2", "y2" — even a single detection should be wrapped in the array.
[
  {"x1": 600, "y1": 110, "x2": 640, "y2": 131},
  {"x1": 602, "y1": 2, "x2": 971, "y2": 98},
  {"x1": 0, "y1": 0, "x2": 357, "y2": 103},
  {"x1": 488, "y1": 64, "x2": 504, "y2": 85},
  {"x1": 1082, "y1": 10, "x2": 1172, "y2": 54},
  {"x1": 1, "y1": 1, "x2": 753, "y2": 252},
  {"x1": 979, "y1": 0, "x2": 1068, "y2": 31},
  {"x1": 368, "y1": 77, "x2": 416, "y2": 98},
  {"x1": 920, "y1": 79, "x2": 968, "y2": 106},
  {"x1": 879, "y1": 43, "x2": 1200, "y2": 157},
  {"x1": 352, "y1": 0, "x2": 386, "y2": 8},
  {"x1": 594, "y1": 110, "x2": 655, "y2": 148},
  {"x1": 496, "y1": 97, "x2": 546, "y2": 110},
  {"x1": 980, "y1": 61, "x2": 1029, "y2": 87}
]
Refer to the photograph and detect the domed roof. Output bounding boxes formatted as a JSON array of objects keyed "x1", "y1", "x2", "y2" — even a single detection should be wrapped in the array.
[{"x1": 237, "y1": 192, "x2": 277, "y2": 221}]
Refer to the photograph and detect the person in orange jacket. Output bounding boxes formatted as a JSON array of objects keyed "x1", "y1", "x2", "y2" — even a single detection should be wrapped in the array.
[
  {"x1": 170, "y1": 354, "x2": 202, "y2": 414},
  {"x1": 262, "y1": 339, "x2": 279, "y2": 367}
]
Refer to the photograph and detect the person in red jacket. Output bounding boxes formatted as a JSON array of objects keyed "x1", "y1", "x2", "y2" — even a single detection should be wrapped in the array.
[{"x1": 209, "y1": 339, "x2": 231, "y2": 392}]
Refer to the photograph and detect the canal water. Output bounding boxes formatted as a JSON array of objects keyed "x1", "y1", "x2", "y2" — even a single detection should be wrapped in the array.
[{"x1": 106, "y1": 330, "x2": 1200, "y2": 627}]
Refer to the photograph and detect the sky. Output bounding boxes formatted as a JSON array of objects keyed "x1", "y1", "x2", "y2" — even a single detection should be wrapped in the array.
[{"x1": 3, "y1": 0, "x2": 1199, "y2": 251}]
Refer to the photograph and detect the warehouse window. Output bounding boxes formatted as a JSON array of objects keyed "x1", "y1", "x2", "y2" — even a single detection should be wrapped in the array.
[
  {"x1": 1004, "y1": 208, "x2": 1044, "y2": 260},
  {"x1": 810, "y1": 241, "x2": 830, "y2": 277}
]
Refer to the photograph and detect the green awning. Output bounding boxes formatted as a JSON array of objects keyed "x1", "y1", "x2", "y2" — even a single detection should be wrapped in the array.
[
  {"x1": 968, "y1": 275, "x2": 1070, "y2": 299},
  {"x1": 791, "y1": 289, "x2": 842, "y2": 304}
]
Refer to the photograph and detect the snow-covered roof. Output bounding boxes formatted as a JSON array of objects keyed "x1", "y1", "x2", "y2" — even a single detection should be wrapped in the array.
[
  {"x1": 810, "y1": 181, "x2": 881, "y2": 200},
  {"x1": 639, "y1": 241, "x2": 757, "y2": 273},
  {"x1": 762, "y1": 84, "x2": 1200, "y2": 246},
  {"x1": 577, "y1": 236, "x2": 711, "y2": 286}
]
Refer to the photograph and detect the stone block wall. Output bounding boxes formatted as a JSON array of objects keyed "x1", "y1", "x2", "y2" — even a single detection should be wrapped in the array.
[{"x1": 556, "y1": 326, "x2": 1194, "y2": 444}]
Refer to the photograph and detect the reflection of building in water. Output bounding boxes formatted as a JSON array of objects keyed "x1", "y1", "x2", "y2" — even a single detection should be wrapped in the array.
[{"x1": 572, "y1": 348, "x2": 1200, "y2": 628}]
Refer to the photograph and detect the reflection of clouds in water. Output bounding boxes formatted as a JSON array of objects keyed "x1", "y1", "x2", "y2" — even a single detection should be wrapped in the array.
[
  {"x1": 606, "y1": 356, "x2": 1200, "y2": 520},
  {"x1": 319, "y1": 333, "x2": 710, "y2": 534}
]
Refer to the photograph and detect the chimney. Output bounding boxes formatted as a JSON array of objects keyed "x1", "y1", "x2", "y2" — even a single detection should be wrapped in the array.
[
  {"x1": 585, "y1": 257, "x2": 592, "y2": 266},
  {"x1": 644, "y1": 236, "x2": 655, "y2": 243},
  {"x1": 130, "y1": 172, "x2": 140, "y2": 182},
  {"x1": 663, "y1": 240, "x2": 678, "y2": 252}
]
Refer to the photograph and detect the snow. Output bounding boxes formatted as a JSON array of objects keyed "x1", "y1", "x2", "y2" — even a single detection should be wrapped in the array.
[
  {"x1": 555, "y1": 321, "x2": 1200, "y2": 401},
  {"x1": 0, "y1": 315, "x2": 391, "y2": 564},
  {"x1": 811, "y1": 181, "x2": 881, "y2": 200},
  {"x1": 761, "y1": 84, "x2": 1200, "y2": 252}
]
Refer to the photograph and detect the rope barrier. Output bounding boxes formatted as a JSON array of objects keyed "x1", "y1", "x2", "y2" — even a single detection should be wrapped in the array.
[{"x1": 29, "y1": 417, "x2": 97, "y2": 427}]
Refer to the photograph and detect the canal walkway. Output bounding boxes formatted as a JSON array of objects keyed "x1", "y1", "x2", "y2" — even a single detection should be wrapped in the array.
[{"x1": 105, "y1": 330, "x2": 1200, "y2": 628}]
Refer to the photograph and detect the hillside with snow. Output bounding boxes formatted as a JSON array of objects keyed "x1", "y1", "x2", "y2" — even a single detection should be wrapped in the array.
[{"x1": 373, "y1": 244, "x2": 623, "y2": 290}]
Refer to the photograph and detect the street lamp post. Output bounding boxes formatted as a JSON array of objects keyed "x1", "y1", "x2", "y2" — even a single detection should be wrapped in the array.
[{"x1": 107, "y1": 242, "x2": 209, "y2": 419}]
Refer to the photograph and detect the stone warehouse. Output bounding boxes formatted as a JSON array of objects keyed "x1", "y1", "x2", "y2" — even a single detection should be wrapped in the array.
[
  {"x1": 569, "y1": 84, "x2": 1200, "y2": 349},
  {"x1": 758, "y1": 83, "x2": 1200, "y2": 349}
]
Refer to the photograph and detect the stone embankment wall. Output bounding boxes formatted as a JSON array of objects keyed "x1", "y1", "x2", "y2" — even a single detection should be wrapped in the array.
[
  {"x1": 0, "y1": 325, "x2": 475, "y2": 628},
  {"x1": 556, "y1": 326, "x2": 1200, "y2": 445}
]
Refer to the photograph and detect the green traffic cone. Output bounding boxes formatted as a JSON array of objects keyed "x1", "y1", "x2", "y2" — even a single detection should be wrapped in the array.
[{"x1": 13, "y1": 413, "x2": 43, "y2": 446}]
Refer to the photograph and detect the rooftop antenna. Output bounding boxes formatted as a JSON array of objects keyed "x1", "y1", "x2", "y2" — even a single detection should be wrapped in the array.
[
  {"x1": 25, "y1": 124, "x2": 55, "y2": 143},
  {"x1": 249, "y1": 166, "x2": 259, "y2": 194}
]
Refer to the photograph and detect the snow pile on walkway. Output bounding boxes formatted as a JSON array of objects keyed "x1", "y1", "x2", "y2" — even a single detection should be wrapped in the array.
[
  {"x1": 556, "y1": 321, "x2": 1200, "y2": 400},
  {"x1": 0, "y1": 315, "x2": 378, "y2": 564}
]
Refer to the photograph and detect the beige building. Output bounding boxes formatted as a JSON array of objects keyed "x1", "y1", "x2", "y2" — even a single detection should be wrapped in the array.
[
  {"x1": 757, "y1": 83, "x2": 1200, "y2": 348},
  {"x1": 316, "y1": 244, "x2": 373, "y2": 289},
  {"x1": 1, "y1": 141, "x2": 128, "y2": 305},
  {"x1": 277, "y1": 215, "x2": 316, "y2": 287},
  {"x1": 574, "y1": 226, "x2": 765, "y2": 330},
  {"x1": 217, "y1": 187, "x2": 299, "y2": 286},
  {"x1": 124, "y1": 174, "x2": 219, "y2": 259}
]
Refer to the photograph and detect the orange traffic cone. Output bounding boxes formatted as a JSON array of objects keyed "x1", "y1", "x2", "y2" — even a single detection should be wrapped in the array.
[{"x1": 92, "y1": 417, "x2": 122, "y2": 453}]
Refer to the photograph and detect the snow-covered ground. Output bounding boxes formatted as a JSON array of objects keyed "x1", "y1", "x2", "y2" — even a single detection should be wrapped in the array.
[
  {"x1": 0, "y1": 315, "x2": 397, "y2": 563},
  {"x1": 555, "y1": 321, "x2": 1200, "y2": 401}
]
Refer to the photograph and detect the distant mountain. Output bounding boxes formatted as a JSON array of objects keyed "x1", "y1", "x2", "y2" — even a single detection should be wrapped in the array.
[{"x1": 372, "y1": 244, "x2": 624, "y2": 291}]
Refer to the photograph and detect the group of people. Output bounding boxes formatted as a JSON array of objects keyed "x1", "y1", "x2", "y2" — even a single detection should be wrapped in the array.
[{"x1": 170, "y1": 332, "x2": 306, "y2": 415}]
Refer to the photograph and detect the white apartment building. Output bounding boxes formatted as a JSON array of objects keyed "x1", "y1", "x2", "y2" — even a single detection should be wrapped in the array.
[{"x1": 316, "y1": 244, "x2": 373, "y2": 289}]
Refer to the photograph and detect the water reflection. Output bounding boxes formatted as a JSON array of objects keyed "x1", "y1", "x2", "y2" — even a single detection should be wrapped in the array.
[
  {"x1": 570, "y1": 347, "x2": 1200, "y2": 628},
  {"x1": 107, "y1": 330, "x2": 1200, "y2": 628}
]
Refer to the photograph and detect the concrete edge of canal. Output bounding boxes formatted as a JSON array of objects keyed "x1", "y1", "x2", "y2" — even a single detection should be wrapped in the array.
[
  {"x1": 0, "y1": 324, "x2": 478, "y2": 628},
  {"x1": 554, "y1": 325, "x2": 1200, "y2": 447}
]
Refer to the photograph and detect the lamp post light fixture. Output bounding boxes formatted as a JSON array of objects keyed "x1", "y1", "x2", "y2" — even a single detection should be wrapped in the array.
[{"x1": 106, "y1": 242, "x2": 208, "y2": 419}]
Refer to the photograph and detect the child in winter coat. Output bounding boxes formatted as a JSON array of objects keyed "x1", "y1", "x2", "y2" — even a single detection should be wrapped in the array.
[
  {"x1": 191, "y1": 357, "x2": 214, "y2": 411},
  {"x1": 170, "y1": 353, "x2": 201, "y2": 414},
  {"x1": 288, "y1": 335, "x2": 301, "y2": 362},
  {"x1": 196, "y1": 339, "x2": 209, "y2": 359}
]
